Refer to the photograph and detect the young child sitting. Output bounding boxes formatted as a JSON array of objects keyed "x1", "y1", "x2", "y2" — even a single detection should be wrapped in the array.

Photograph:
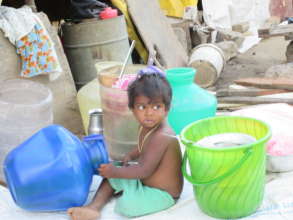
[{"x1": 68, "y1": 66, "x2": 183, "y2": 220}]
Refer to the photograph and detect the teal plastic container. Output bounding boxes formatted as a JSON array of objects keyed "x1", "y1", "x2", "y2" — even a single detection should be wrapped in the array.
[{"x1": 166, "y1": 67, "x2": 217, "y2": 134}]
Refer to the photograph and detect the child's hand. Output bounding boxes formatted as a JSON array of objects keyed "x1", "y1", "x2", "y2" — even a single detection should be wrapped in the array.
[
  {"x1": 98, "y1": 163, "x2": 117, "y2": 178},
  {"x1": 122, "y1": 155, "x2": 132, "y2": 166}
]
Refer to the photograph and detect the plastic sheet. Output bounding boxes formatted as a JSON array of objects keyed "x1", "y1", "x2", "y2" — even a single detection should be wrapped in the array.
[
  {"x1": 230, "y1": 103, "x2": 293, "y2": 156},
  {"x1": 202, "y1": 0, "x2": 270, "y2": 53},
  {"x1": 2, "y1": 172, "x2": 293, "y2": 219}
]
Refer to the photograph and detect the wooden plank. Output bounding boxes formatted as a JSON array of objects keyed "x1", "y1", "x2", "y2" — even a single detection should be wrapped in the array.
[
  {"x1": 258, "y1": 28, "x2": 270, "y2": 36},
  {"x1": 216, "y1": 88, "x2": 288, "y2": 97},
  {"x1": 218, "y1": 96, "x2": 293, "y2": 105},
  {"x1": 258, "y1": 24, "x2": 293, "y2": 38},
  {"x1": 217, "y1": 103, "x2": 247, "y2": 111},
  {"x1": 126, "y1": 0, "x2": 188, "y2": 68},
  {"x1": 270, "y1": 24, "x2": 293, "y2": 35},
  {"x1": 234, "y1": 77, "x2": 293, "y2": 90},
  {"x1": 170, "y1": 19, "x2": 192, "y2": 53}
]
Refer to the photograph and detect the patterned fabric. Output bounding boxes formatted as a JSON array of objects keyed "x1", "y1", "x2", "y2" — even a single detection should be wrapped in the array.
[{"x1": 16, "y1": 23, "x2": 61, "y2": 78}]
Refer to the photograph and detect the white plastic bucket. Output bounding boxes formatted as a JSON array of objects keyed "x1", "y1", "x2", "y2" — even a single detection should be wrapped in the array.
[{"x1": 188, "y1": 43, "x2": 225, "y2": 88}]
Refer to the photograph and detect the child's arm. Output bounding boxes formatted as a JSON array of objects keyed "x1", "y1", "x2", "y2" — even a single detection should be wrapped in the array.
[
  {"x1": 122, "y1": 147, "x2": 140, "y2": 165},
  {"x1": 99, "y1": 133, "x2": 172, "y2": 179}
]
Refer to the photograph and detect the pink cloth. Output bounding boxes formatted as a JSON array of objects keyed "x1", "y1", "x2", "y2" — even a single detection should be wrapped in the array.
[
  {"x1": 267, "y1": 135, "x2": 293, "y2": 156},
  {"x1": 112, "y1": 74, "x2": 137, "y2": 90}
]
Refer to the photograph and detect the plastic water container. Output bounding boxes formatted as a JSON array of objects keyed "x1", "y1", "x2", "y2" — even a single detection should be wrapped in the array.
[
  {"x1": 166, "y1": 67, "x2": 217, "y2": 134},
  {"x1": 0, "y1": 79, "x2": 53, "y2": 181},
  {"x1": 98, "y1": 64, "x2": 145, "y2": 160},
  {"x1": 100, "y1": 84, "x2": 139, "y2": 160},
  {"x1": 4, "y1": 125, "x2": 109, "y2": 211},
  {"x1": 77, "y1": 61, "x2": 121, "y2": 134},
  {"x1": 77, "y1": 79, "x2": 101, "y2": 133}
]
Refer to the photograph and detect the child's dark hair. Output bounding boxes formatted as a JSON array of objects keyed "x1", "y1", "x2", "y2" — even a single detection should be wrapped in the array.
[{"x1": 127, "y1": 69, "x2": 172, "y2": 111}]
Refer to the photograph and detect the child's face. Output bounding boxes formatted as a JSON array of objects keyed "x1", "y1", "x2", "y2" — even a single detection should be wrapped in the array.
[{"x1": 132, "y1": 95, "x2": 167, "y2": 129}]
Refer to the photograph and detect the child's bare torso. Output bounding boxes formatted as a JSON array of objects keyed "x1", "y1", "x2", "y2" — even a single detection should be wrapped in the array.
[{"x1": 139, "y1": 126, "x2": 183, "y2": 198}]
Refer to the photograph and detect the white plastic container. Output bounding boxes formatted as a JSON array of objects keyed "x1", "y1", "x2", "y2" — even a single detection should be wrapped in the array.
[
  {"x1": 77, "y1": 61, "x2": 121, "y2": 134},
  {"x1": 0, "y1": 79, "x2": 53, "y2": 181},
  {"x1": 98, "y1": 64, "x2": 145, "y2": 160},
  {"x1": 188, "y1": 43, "x2": 225, "y2": 88},
  {"x1": 77, "y1": 79, "x2": 101, "y2": 134}
]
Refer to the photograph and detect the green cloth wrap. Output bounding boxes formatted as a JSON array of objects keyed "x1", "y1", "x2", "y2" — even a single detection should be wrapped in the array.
[{"x1": 109, "y1": 178, "x2": 175, "y2": 217}]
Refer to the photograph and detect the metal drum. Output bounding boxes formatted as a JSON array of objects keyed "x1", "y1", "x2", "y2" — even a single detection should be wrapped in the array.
[{"x1": 62, "y1": 16, "x2": 132, "y2": 90}]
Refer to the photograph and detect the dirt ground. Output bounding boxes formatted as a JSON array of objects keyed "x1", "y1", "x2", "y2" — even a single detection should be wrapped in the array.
[{"x1": 216, "y1": 36, "x2": 289, "y2": 89}]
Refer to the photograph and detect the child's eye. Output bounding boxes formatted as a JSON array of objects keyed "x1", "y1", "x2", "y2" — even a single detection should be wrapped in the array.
[
  {"x1": 137, "y1": 105, "x2": 145, "y2": 110},
  {"x1": 153, "y1": 105, "x2": 160, "y2": 110}
]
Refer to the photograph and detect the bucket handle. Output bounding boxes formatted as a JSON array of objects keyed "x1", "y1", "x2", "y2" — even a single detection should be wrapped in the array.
[{"x1": 182, "y1": 148, "x2": 253, "y2": 186}]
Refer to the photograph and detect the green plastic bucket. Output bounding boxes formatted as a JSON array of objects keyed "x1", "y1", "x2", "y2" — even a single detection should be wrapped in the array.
[{"x1": 180, "y1": 116, "x2": 271, "y2": 219}]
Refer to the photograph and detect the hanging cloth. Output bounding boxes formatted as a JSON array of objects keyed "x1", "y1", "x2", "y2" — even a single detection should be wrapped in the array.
[
  {"x1": 0, "y1": 6, "x2": 61, "y2": 80},
  {"x1": 0, "y1": 6, "x2": 36, "y2": 44}
]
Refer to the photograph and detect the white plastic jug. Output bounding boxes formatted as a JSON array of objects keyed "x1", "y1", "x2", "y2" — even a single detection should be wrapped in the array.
[{"x1": 77, "y1": 79, "x2": 101, "y2": 133}]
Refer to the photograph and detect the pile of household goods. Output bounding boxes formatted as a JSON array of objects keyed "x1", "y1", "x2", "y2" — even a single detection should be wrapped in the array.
[
  {"x1": 2, "y1": 64, "x2": 293, "y2": 220},
  {"x1": 82, "y1": 65, "x2": 217, "y2": 160},
  {"x1": 1, "y1": 66, "x2": 218, "y2": 213}
]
